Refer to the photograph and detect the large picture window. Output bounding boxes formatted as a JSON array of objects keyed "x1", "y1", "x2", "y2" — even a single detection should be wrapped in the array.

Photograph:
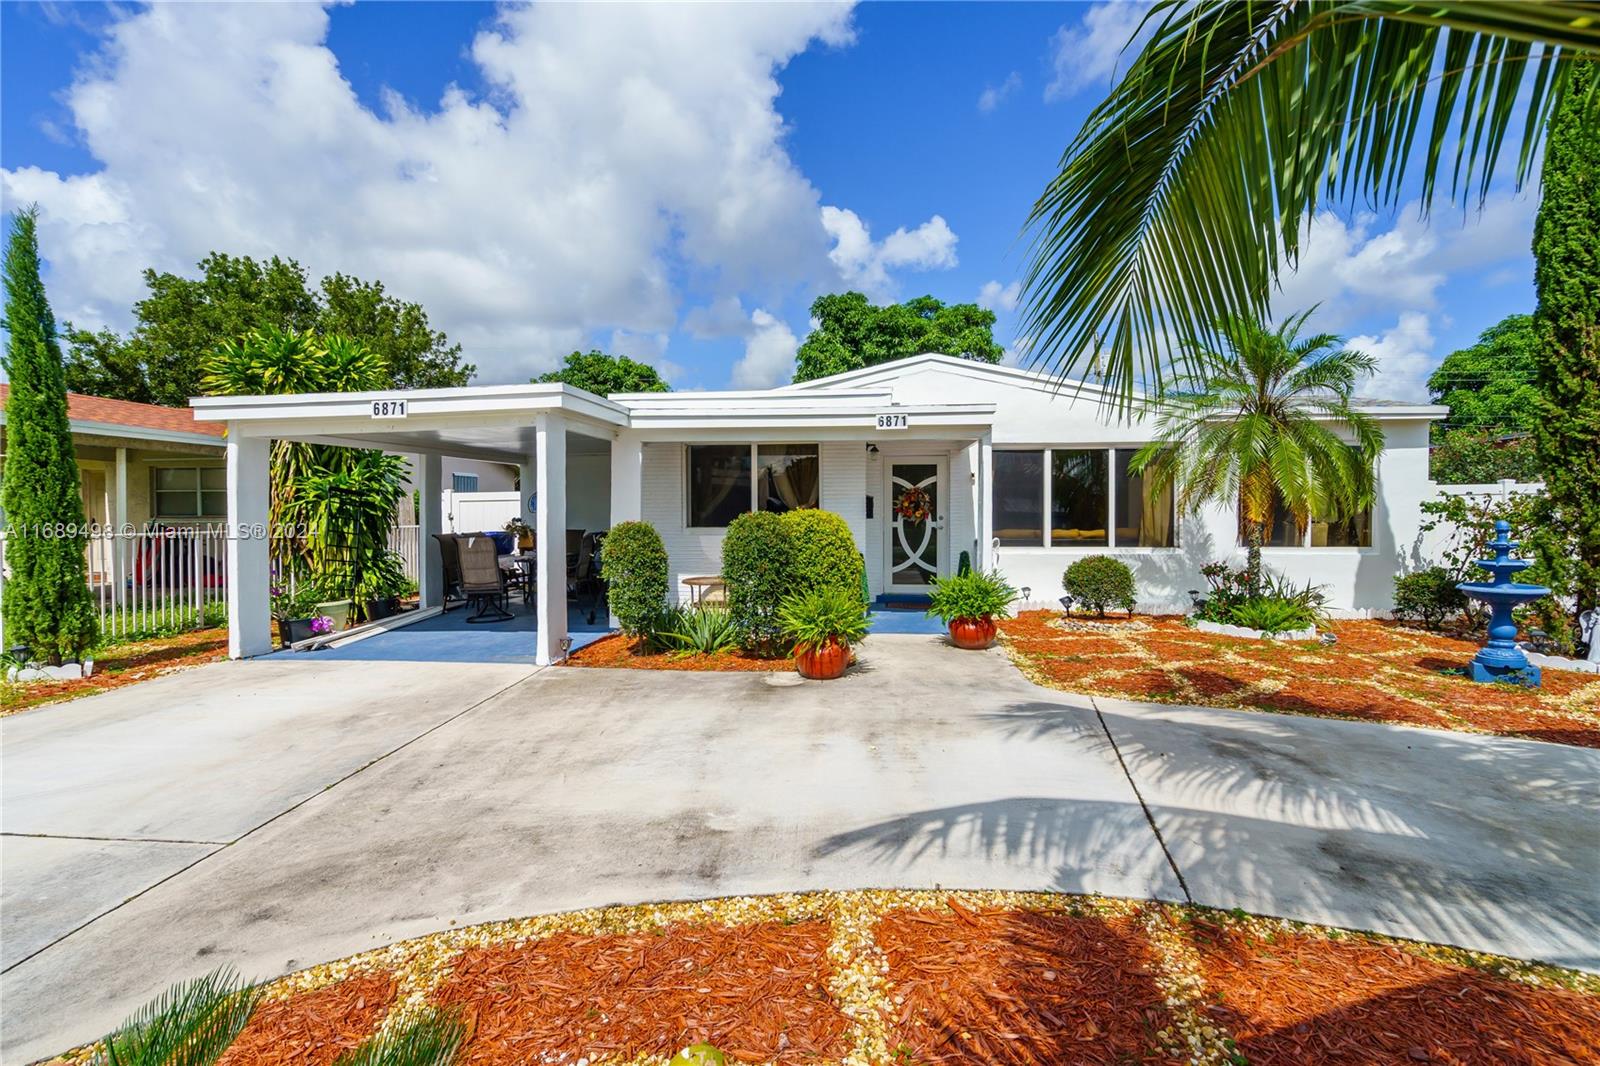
[
  {"x1": 1114, "y1": 448, "x2": 1175, "y2": 547},
  {"x1": 993, "y1": 450, "x2": 1044, "y2": 546},
  {"x1": 688, "y1": 443, "x2": 819, "y2": 527},
  {"x1": 154, "y1": 466, "x2": 226, "y2": 519},
  {"x1": 990, "y1": 447, "x2": 1176, "y2": 548},
  {"x1": 1051, "y1": 449, "x2": 1108, "y2": 545},
  {"x1": 1250, "y1": 486, "x2": 1372, "y2": 548}
]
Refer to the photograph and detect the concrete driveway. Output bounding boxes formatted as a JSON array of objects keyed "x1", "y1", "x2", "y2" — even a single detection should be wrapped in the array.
[{"x1": 4, "y1": 636, "x2": 1597, "y2": 1061}]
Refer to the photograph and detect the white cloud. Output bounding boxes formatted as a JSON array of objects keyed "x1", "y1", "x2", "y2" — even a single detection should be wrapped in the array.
[
  {"x1": 978, "y1": 71, "x2": 1020, "y2": 113},
  {"x1": 731, "y1": 308, "x2": 798, "y2": 388},
  {"x1": 1, "y1": 2, "x2": 879, "y2": 383},
  {"x1": 1270, "y1": 192, "x2": 1534, "y2": 398},
  {"x1": 1348, "y1": 311, "x2": 1436, "y2": 401},
  {"x1": 820, "y1": 206, "x2": 957, "y2": 300},
  {"x1": 1045, "y1": 1, "x2": 1156, "y2": 102},
  {"x1": 978, "y1": 279, "x2": 1020, "y2": 312}
]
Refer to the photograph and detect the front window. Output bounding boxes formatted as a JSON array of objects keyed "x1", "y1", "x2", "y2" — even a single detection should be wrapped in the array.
[
  {"x1": 1249, "y1": 486, "x2": 1372, "y2": 547},
  {"x1": 688, "y1": 443, "x2": 819, "y2": 527},
  {"x1": 990, "y1": 447, "x2": 1175, "y2": 548},
  {"x1": 154, "y1": 466, "x2": 226, "y2": 518}
]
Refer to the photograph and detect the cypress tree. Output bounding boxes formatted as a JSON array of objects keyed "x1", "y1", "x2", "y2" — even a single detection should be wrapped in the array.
[
  {"x1": 1531, "y1": 64, "x2": 1600, "y2": 646},
  {"x1": 2, "y1": 206, "x2": 98, "y2": 664}
]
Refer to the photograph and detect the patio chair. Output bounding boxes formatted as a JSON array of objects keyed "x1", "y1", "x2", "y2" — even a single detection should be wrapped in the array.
[
  {"x1": 568, "y1": 531, "x2": 605, "y2": 624},
  {"x1": 430, "y1": 533, "x2": 466, "y2": 611},
  {"x1": 457, "y1": 535, "x2": 513, "y2": 624}
]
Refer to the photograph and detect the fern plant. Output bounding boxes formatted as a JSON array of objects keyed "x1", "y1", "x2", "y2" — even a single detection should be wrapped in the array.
[
  {"x1": 778, "y1": 585, "x2": 870, "y2": 652},
  {"x1": 95, "y1": 969, "x2": 261, "y2": 1066}
]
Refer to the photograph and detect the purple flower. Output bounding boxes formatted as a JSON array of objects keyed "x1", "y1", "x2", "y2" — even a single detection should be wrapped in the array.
[{"x1": 309, "y1": 615, "x2": 335, "y2": 635}]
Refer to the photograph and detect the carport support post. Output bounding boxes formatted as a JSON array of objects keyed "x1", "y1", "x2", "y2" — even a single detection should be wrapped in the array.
[
  {"x1": 977, "y1": 430, "x2": 994, "y2": 571},
  {"x1": 535, "y1": 413, "x2": 568, "y2": 665},
  {"x1": 418, "y1": 453, "x2": 443, "y2": 609},
  {"x1": 608, "y1": 433, "x2": 643, "y2": 629},
  {"x1": 226, "y1": 433, "x2": 272, "y2": 659}
]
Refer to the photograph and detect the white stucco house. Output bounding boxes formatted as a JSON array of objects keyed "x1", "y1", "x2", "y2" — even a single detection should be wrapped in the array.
[{"x1": 191, "y1": 354, "x2": 1447, "y2": 665}]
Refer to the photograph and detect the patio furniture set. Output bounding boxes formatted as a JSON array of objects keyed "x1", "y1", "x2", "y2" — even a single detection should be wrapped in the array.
[{"x1": 431, "y1": 529, "x2": 605, "y2": 625}]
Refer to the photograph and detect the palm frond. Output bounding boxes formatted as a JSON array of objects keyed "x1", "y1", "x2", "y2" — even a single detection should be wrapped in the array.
[
  {"x1": 96, "y1": 968, "x2": 261, "y2": 1066},
  {"x1": 1020, "y1": 0, "x2": 1600, "y2": 406},
  {"x1": 333, "y1": 1009, "x2": 467, "y2": 1066}
]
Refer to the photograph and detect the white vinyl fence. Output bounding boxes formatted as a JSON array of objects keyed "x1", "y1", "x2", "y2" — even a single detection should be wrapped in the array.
[{"x1": 1, "y1": 524, "x2": 424, "y2": 646}]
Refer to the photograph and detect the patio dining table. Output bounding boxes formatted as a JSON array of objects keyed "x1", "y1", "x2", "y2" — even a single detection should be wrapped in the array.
[{"x1": 499, "y1": 552, "x2": 536, "y2": 605}]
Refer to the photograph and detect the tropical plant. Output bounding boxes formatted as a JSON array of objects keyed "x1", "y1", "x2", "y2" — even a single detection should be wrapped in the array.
[
  {"x1": 1129, "y1": 311, "x2": 1382, "y2": 593},
  {"x1": 1062, "y1": 555, "x2": 1137, "y2": 617},
  {"x1": 283, "y1": 451, "x2": 410, "y2": 622},
  {"x1": 652, "y1": 605, "x2": 741, "y2": 655},
  {"x1": 778, "y1": 585, "x2": 870, "y2": 653},
  {"x1": 599, "y1": 521, "x2": 669, "y2": 638},
  {"x1": 1020, "y1": 0, "x2": 1600, "y2": 405},
  {"x1": 1227, "y1": 597, "x2": 1318, "y2": 635},
  {"x1": 93, "y1": 968, "x2": 261, "y2": 1066},
  {"x1": 1393, "y1": 567, "x2": 1472, "y2": 631},
  {"x1": 1191, "y1": 561, "x2": 1327, "y2": 627},
  {"x1": 203, "y1": 326, "x2": 391, "y2": 564},
  {"x1": 793, "y1": 292, "x2": 1004, "y2": 382},
  {"x1": 781, "y1": 508, "x2": 865, "y2": 602},
  {"x1": 926, "y1": 569, "x2": 1018, "y2": 625},
  {"x1": 332, "y1": 1007, "x2": 466, "y2": 1066},
  {"x1": 1, "y1": 206, "x2": 99, "y2": 664},
  {"x1": 1531, "y1": 58, "x2": 1600, "y2": 643},
  {"x1": 535, "y1": 349, "x2": 670, "y2": 394},
  {"x1": 721, "y1": 511, "x2": 794, "y2": 653}
]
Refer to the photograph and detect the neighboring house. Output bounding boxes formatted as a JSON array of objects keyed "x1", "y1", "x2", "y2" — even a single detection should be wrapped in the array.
[
  {"x1": 0, "y1": 385, "x2": 227, "y2": 539},
  {"x1": 194, "y1": 354, "x2": 1448, "y2": 664}
]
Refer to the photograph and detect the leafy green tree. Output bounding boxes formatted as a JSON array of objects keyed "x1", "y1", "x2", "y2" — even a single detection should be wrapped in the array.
[
  {"x1": 1, "y1": 207, "x2": 99, "y2": 664},
  {"x1": 1531, "y1": 59, "x2": 1600, "y2": 638},
  {"x1": 535, "y1": 349, "x2": 670, "y2": 394},
  {"x1": 793, "y1": 292, "x2": 1004, "y2": 382},
  {"x1": 1020, "y1": 2, "x2": 1600, "y2": 404},
  {"x1": 1130, "y1": 310, "x2": 1383, "y2": 593},
  {"x1": 1427, "y1": 313, "x2": 1542, "y2": 483},
  {"x1": 64, "y1": 253, "x2": 471, "y2": 405}
]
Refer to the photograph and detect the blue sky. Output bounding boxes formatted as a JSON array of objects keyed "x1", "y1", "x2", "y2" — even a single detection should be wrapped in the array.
[{"x1": 2, "y1": 1, "x2": 1540, "y2": 396}]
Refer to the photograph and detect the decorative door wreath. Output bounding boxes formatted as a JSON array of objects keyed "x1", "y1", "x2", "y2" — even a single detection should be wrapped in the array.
[{"x1": 895, "y1": 485, "x2": 933, "y2": 524}]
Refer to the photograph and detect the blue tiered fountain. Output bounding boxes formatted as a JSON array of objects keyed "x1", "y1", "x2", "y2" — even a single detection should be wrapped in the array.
[{"x1": 1457, "y1": 519, "x2": 1549, "y2": 687}]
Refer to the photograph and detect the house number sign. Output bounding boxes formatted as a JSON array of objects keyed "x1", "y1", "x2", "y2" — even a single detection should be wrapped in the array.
[
  {"x1": 371, "y1": 399, "x2": 409, "y2": 419},
  {"x1": 876, "y1": 412, "x2": 910, "y2": 430}
]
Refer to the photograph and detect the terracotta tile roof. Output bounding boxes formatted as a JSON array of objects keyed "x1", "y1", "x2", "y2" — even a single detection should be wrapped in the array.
[{"x1": 0, "y1": 384, "x2": 225, "y2": 439}]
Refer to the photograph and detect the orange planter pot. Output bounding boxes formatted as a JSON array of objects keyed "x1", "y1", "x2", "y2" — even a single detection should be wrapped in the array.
[
  {"x1": 796, "y1": 638, "x2": 851, "y2": 680},
  {"x1": 948, "y1": 616, "x2": 997, "y2": 650}
]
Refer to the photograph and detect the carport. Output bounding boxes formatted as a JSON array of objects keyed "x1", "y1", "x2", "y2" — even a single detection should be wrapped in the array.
[{"x1": 190, "y1": 384, "x2": 630, "y2": 665}]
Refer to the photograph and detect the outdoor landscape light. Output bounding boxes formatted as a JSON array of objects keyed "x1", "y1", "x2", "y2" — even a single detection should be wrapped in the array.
[
  {"x1": 1059, "y1": 595, "x2": 1073, "y2": 612},
  {"x1": 1020, "y1": 586, "x2": 1031, "y2": 602}
]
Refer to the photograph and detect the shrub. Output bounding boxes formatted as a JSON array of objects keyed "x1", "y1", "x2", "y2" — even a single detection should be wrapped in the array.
[
  {"x1": 722, "y1": 511, "x2": 794, "y2": 652},
  {"x1": 599, "y1": 520, "x2": 668, "y2": 637},
  {"x1": 651, "y1": 605, "x2": 740, "y2": 655},
  {"x1": 781, "y1": 508, "x2": 864, "y2": 601},
  {"x1": 926, "y1": 568, "x2": 1017, "y2": 624},
  {"x1": 778, "y1": 585, "x2": 870, "y2": 652},
  {"x1": 1063, "y1": 555, "x2": 1136, "y2": 617},
  {"x1": 1226, "y1": 597, "x2": 1317, "y2": 634},
  {"x1": 1393, "y1": 567, "x2": 1471, "y2": 631}
]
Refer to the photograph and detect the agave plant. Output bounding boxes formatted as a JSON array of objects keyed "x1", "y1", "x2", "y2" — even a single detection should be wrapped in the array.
[{"x1": 94, "y1": 969, "x2": 261, "y2": 1066}]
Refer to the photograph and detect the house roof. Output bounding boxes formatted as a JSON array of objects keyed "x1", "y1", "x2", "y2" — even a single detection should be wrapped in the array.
[{"x1": 1, "y1": 384, "x2": 227, "y2": 443}]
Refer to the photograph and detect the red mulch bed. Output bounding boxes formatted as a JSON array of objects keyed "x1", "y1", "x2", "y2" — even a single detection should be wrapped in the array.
[
  {"x1": 2, "y1": 628, "x2": 229, "y2": 716},
  {"x1": 433, "y1": 920, "x2": 849, "y2": 1065},
  {"x1": 875, "y1": 903, "x2": 1182, "y2": 1065},
  {"x1": 217, "y1": 971, "x2": 397, "y2": 1066},
  {"x1": 1000, "y1": 612, "x2": 1600, "y2": 748},
  {"x1": 563, "y1": 633, "x2": 794, "y2": 672},
  {"x1": 1190, "y1": 921, "x2": 1600, "y2": 1065}
]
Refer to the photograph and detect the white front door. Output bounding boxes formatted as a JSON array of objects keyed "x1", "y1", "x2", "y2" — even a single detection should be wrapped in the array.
[{"x1": 884, "y1": 457, "x2": 948, "y2": 592}]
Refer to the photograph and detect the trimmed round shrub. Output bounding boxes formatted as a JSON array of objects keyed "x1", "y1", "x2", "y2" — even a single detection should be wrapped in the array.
[
  {"x1": 1393, "y1": 566, "x2": 1469, "y2": 630},
  {"x1": 781, "y1": 508, "x2": 865, "y2": 602},
  {"x1": 599, "y1": 520, "x2": 668, "y2": 636},
  {"x1": 1063, "y1": 555, "x2": 1137, "y2": 617},
  {"x1": 722, "y1": 511, "x2": 795, "y2": 653}
]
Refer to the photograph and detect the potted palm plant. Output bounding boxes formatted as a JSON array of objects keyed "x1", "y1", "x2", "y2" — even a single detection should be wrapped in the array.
[
  {"x1": 927, "y1": 569, "x2": 1018, "y2": 649},
  {"x1": 778, "y1": 586, "x2": 869, "y2": 680}
]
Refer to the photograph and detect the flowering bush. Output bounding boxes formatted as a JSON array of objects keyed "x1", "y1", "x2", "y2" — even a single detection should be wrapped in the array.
[{"x1": 309, "y1": 615, "x2": 335, "y2": 636}]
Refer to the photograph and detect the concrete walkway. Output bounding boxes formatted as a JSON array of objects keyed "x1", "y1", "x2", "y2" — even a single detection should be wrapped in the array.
[{"x1": 4, "y1": 636, "x2": 1596, "y2": 1061}]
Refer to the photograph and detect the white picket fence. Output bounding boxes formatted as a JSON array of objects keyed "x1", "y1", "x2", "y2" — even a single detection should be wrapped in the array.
[{"x1": 0, "y1": 524, "x2": 423, "y2": 644}]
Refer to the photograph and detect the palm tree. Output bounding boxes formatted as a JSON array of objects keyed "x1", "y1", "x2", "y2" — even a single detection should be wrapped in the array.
[
  {"x1": 1129, "y1": 310, "x2": 1383, "y2": 592},
  {"x1": 1020, "y1": 1, "x2": 1600, "y2": 405}
]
